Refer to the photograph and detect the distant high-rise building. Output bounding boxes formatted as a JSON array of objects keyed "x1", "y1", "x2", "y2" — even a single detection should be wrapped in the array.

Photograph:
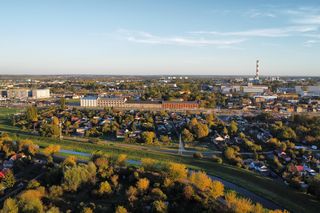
[{"x1": 255, "y1": 60, "x2": 259, "y2": 80}]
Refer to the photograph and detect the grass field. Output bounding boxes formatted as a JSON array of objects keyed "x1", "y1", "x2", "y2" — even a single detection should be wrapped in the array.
[{"x1": 1, "y1": 107, "x2": 320, "y2": 212}]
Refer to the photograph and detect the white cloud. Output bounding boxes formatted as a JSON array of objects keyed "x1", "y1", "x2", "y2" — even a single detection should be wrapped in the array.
[
  {"x1": 283, "y1": 7, "x2": 320, "y2": 25},
  {"x1": 303, "y1": 39, "x2": 320, "y2": 47},
  {"x1": 190, "y1": 26, "x2": 318, "y2": 38},
  {"x1": 245, "y1": 9, "x2": 276, "y2": 18},
  {"x1": 117, "y1": 30, "x2": 245, "y2": 47}
]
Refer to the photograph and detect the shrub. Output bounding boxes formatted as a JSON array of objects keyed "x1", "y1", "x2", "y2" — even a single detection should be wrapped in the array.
[
  {"x1": 27, "y1": 180, "x2": 40, "y2": 189},
  {"x1": 183, "y1": 185, "x2": 194, "y2": 200},
  {"x1": 151, "y1": 188, "x2": 167, "y2": 200},
  {"x1": 88, "y1": 138, "x2": 99, "y2": 144},
  {"x1": 62, "y1": 155, "x2": 77, "y2": 167},
  {"x1": 212, "y1": 155, "x2": 223, "y2": 164},
  {"x1": 141, "y1": 158, "x2": 158, "y2": 171},
  {"x1": 47, "y1": 206, "x2": 60, "y2": 213},
  {"x1": 193, "y1": 152, "x2": 203, "y2": 159},
  {"x1": 49, "y1": 185, "x2": 63, "y2": 199},
  {"x1": 98, "y1": 181, "x2": 112, "y2": 196},
  {"x1": 115, "y1": 206, "x2": 128, "y2": 213},
  {"x1": 81, "y1": 207, "x2": 93, "y2": 213},
  {"x1": 126, "y1": 186, "x2": 138, "y2": 203},
  {"x1": 152, "y1": 200, "x2": 167, "y2": 213},
  {"x1": 116, "y1": 154, "x2": 127, "y2": 167}
]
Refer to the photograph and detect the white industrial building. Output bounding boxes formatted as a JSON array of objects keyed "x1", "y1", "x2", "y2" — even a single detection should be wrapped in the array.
[
  {"x1": 32, "y1": 88, "x2": 50, "y2": 99},
  {"x1": 221, "y1": 84, "x2": 268, "y2": 95},
  {"x1": 295, "y1": 86, "x2": 320, "y2": 97}
]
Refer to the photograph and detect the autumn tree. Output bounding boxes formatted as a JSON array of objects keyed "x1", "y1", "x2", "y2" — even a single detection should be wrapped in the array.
[
  {"x1": 165, "y1": 163, "x2": 187, "y2": 181},
  {"x1": 48, "y1": 185, "x2": 63, "y2": 199},
  {"x1": 126, "y1": 186, "x2": 138, "y2": 203},
  {"x1": 136, "y1": 178, "x2": 150, "y2": 192},
  {"x1": 115, "y1": 154, "x2": 127, "y2": 167},
  {"x1": 183, "y1": 185, "x2": 195, "y2": 200},
  {"x1": 98, "y1": 181, "x2": 112, "y2": 196},
  {"x1": 62, "y1": 155, "x2": 77, "y2": 167},
  {"x1": 115, "y1": 206, "x2": 128, "y2": 213},
  {"x1": 193, "y1": 123, "x2": 209, "y2": 139},
  {"x1": 141, "y1": 131, "x2": 156, "y2": 144},
  {"x1": 182, "y1": 128, "x2": 194, "y2": 143},
  {"x1": 60, "y1": 97, "x2": 66, "y2": 109},
  {"x1": 62, "y1": 163, "x2": 96, "y2": 192},
  {"x1": 43, "y1": 145, "x2": 61, "y2": 162},
  {"x1": 152, "y1": 200, "x2": 167, "y2": 213},
  {"x1": 141, "y1": 158, "x2": 158, "y2": 171},
  {"x1": 17, "y1": 139, "x2": 38, "y2": 156},
  {"x1": 18, "y1": 189, "x2": 45, "y2": 213},
  {"x1": 1, "y1": 198, "x2": 18, "y2": 213},
  {"x1": 229, "y1": 120, "x2": 238, "y2": 136},
  {"x1": 51, "y1": 116, "x2": 60, "y2": 138}
]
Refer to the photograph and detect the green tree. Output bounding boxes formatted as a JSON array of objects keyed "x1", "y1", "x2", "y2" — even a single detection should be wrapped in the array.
[
  {"x1": 60, "y1": 97, "x2": 66, "y2": 109},
  {"x1": 309, "y1": 174, "x2": 320, "y2": 198},
  {"x1": 152, "y1": 200, "x2": 167, "y2": 213},
  {"x1": 229, "y1": 120, "x2": 238, "y2": 136},
  {"x1": 3, "y1": 170, "x2": 16, "y2": 188},
  {"x1": 26, "y1": 106, "x2": 38, "y2": 132}
]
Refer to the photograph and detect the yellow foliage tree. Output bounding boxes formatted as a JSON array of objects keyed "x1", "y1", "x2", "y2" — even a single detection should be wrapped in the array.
[
  {"x1": 136, "y1": 178, "x2": 150, "y2": 192},
  {"x1": 43, "y1": 145, "x2": 61, "y2": 157},
  {"x1": 63, "y1": 155, "x2": 77, "y2": 167},
  {"x1": 183, "y1": 185, "x2": 194, "y2": 200},
  {"x1": 225, "y1": 190, "x2": 254, "y2": 213},
  {"x1": 115, "y1": 206, "x2": 128, "y2": 213},
  {"x1": 116, "y1": 154, "x2": 127, "y2": 167},
  {"x1": 210, "y1": 181, "x2": 224, "y2": 199},
  {"x1": 126, "y1": 186, "x2": 138, "y2": 203},
  {"x1": 98, "y1": 181, "x2": 112, "y2": 196},
  {"x1": 166, "y1": 163, "x2": 187, "y2": 181},
  {"x1": 189, "y1": 171, "x2": 212, "y2": 191},
  {"x1": 141, "y1": 158, "x2": 158, "y2": 171}
]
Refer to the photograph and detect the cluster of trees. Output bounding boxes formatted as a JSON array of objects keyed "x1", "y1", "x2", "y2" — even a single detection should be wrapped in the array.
[
  {"x1": 15, "y1": 106, "x2": 221, "y2": 145},
  {"x1": 1, "y1": 149, "x2": 287, "y2": 213},
  {"x1": 224, "y1": 146, "x2": 243, "y2": 167},
  {"x1": 239, "y1": 133, "x2": 262, "y2": 153},
  {"x1": 288, "y1": 115, "x2": 320, "y2": 146},
  {"x1": 258, "y1": 114, "x2": 320, "y2": 147},
  {"x1": 0, "y1": 134, "x2": 41, "y2": 192}
]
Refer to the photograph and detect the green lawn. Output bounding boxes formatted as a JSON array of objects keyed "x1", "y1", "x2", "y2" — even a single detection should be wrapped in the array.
[{"x1": 1, "y1": 107, "x2": 320, "y2": 212}]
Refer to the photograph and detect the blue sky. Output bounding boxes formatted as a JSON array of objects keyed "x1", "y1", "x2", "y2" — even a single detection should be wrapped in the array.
[{"x1": 0, "y1": 0, "x2": 319, "y2": 76}]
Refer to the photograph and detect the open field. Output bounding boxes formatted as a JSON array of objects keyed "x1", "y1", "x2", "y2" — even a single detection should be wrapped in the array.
[{"x1": 1, "y1": 107, "x2": 320, "y2": 212}]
